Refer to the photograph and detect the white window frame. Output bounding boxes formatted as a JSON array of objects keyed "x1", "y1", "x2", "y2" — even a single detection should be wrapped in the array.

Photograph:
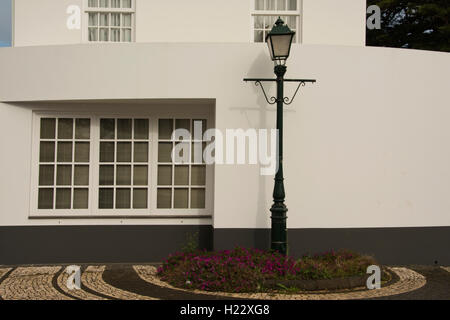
[
  {"x1": 251, "y1": 0, "x2": 302, "y2": 43},
  {"x1": 82, "y1": 0, "x2": 136, "y2": 43},
  {"x1": 29, "y1": 110, "x2": 214, "y2": 218}
]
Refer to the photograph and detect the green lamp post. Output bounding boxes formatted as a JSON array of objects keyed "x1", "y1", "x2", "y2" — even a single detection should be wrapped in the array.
[{"x1": 244, "y1": 18, "x2": 316, "y2": 255}]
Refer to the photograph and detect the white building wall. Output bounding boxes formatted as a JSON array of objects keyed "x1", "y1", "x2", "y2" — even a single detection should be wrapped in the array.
[
  {"x1": 301, "y1": 0, "x2": 366, "y2": 46},
  {"x1": 0, "y1": 44, "x2": 449, "y2": 229},
  {"x1": 135, "y1": 0, "x2": 252, "y2": 43},
  {"x1": 12, "y1": 0, "x2": 366, "y2": 46},
  {"x1": 14, "y1": 0, "x2": 83, "y2": 47}
]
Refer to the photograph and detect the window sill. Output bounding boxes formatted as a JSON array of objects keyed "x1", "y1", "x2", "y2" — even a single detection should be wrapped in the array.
[{"x1": 28, "y1": 214, "x2": 212, "y2": 219}]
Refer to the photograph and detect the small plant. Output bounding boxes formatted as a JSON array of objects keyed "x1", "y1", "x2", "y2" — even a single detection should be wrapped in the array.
[
  {"x1": 157, "y1": 247, "x2": 377, "y2": 293},
  {"x1": 181, "y1": 231, "x2": 199, "y2": 253}
]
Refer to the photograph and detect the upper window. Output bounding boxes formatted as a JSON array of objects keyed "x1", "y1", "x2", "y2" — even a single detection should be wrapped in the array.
[
  {"x1": 253, "y1": 0, "x2": 300, "y2": 43},
  {"x1": 86, "y1": 0, "x2": 135, "y2": 42}
]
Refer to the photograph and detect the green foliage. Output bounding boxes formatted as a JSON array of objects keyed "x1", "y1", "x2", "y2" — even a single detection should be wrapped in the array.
[
  {"x1": 366, "y1": 0, "x2": 450, "y2": 52},
  {"x1": 181, "y1": 231, "x2": 199, "y2": 253}
]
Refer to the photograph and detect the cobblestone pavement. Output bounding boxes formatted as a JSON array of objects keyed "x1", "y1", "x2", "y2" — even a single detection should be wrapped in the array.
[
  {"x1": 80, "y1": 266, "x2": 155, "y2": 300},
  {"x1": 0, "y1": 266, "x2": 71, "y2": 300},
  {"x1": 0, "y1": 264, "x2": 448, "y2": 300}
]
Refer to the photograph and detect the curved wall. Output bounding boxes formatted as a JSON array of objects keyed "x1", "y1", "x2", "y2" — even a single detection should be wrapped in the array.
[{"x1": 0, "y1": 44, "x2": 449, "y2": 231}]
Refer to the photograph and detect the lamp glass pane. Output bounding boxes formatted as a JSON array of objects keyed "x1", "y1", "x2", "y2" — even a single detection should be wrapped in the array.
[{"x1": 268, "y1": 34, "x2": 292, "y2": 59}]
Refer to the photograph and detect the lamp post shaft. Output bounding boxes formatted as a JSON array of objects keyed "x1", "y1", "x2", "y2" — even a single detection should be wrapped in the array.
[{"x1": 270, "y1": 64, "x2": 288, "y2": 255}]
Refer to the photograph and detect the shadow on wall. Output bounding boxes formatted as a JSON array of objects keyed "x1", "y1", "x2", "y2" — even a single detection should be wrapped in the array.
[{"x1": 228, "y1": 51, "x2": 297, "y2": 238}]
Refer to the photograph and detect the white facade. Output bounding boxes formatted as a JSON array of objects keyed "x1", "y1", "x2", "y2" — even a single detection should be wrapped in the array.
[
  {"x1": 0, "y1": 0, "x2": 449, "y2": 265},
  {"x1": 12, "y1": 0, "x2": 366, "y2": 47}
]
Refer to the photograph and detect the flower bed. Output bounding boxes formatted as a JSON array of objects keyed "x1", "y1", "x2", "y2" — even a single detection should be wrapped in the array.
[{"x1": 157, "y1": 247, "x2": 377, "y2": 293}]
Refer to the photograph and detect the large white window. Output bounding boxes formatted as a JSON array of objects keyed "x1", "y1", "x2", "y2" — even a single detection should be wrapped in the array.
[
  {"x1": 252, "y1": 0, "x2": 301, "y2": 43},
  {"x1": 86, "y1": 0, "x2": 135, "y2": 42},
  {"x1": 31, "y1": 112, "x2": 213, "y2": 217}
]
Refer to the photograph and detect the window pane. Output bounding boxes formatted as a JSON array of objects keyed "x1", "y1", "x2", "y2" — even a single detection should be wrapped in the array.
[
  {"x1": 255, "y1": 0, "x2": 264, "y2": 10},
  {"x1": 57, "y1": 165, "x2": 72, "y2": 186},
  {"x1": 111, "y1": 28, "x2": 120, "y2": 42},
  {"x1": 56, "y1": 189, "x2": 71, "y2": 209},
  {"x1": 158, "y1": 142, "x2": 173, "y2": 163},
  {"x1": 277, "y1": 0, "x2": 286, "y2": 10},
  {"x1": 122, "y1": 0, "x2": 132, "y2": 8},
  {"x1": 89, "y1": 28, "x2": 98, "y2": 41},
  {"x1": 38, "y1": 188, "x2": 53, "y2": 209},
  {"x1": 157, "y1": 188, "x2": 171, "y2": 209},
  {"x1": 100, "y1": 142, "x2": 115, "y2": 162},
  {"x1": 117, "y1": 119, "x2": 132, "y2": 139},
  {"x1": 254, "y1": 30, "x2": 264, "y2": 42},
  {"x1": 89, "y1": 13, "x2": 98, "y2": 26},
  {"x1": 158, "y1": 119, "x2": 173, "y2": 140},
  {"x1": 58, "y1": 118, "x2": 73, "y2": 139},
  {"x1": 134, "y1": 142, "x2": 148, "y2": 162},
  {"x1": 100, "y1": 28, "x2": 109, "y2": 41},
  {"x1": 99, "y1": 0, "x2": 109, "y2": 8},
  {"x1": 74, "y1": 165, "x2": 89, "y2": 186},
  {"x1": 191, "y1": 189, "x2": 206, "y2": 209},
  {"x1": 40, "y1": 118, "x2": 55, "y2": 139},
  {"x1": 287, "y1": 16, "x2": 296, "y2": 28},
  {"x1": 191, "y1": 165, "x2": 206, "y2": 185},
  {"x1": 88, "y1": 0, "x2": 98, "y2": 7},
  {"x1": 73, "y1": 189, "x2": 88, "y2": 209},
  {"x1": 100, "y1": 13, "x2": 109, "y2": 26},
  {"x1": 75, "y1": 142, "x2": 90, "y2": 163},
  {"x1": 266, "y1": 0, "x2": 276, "y2": 10},
  {"x1": 254, "y1": 16, "x2": 264, "y2": 29},
  {"x1": 122, "y1": 29, "x2": 132, "y2": 42},
  {"x1": 100, "y1": 119, "x2": 115, "y2": 139},
  {"x1": 158, "y1": 165, "x2": 172, "y2": 186},
  {"x1": 57, "y1": 142, "x2": 73, "y2": 162},
  {"x1": 134, "y1": 119, "x2": 149, "y2": 139},
  {"x1": 111, "y1": 0, "x2": 120, "y2": 8},
  {"x1": 39, "y1": 165, "x2": 54, "y2": 186},
  {"x1": 174, "y1": 166, "x2": 189, "y2": 186},
  {"x1": 75, "y1": 119, "x2": 90, "y2": 139},
  {"x1": 99, "y1": 165, "x2": 114, "y2": 185},
  {"x1": 174, "y1": 142, "x2": 189, "y2": 163},
  {"x1": 99, "y1": 188, "x2": 113, "y2": 208},
  {"x1": 117, "y1": 142, "x2": 131, "y2": 162},
  {"x1": 133, "y1": 165, "x2": 148, "y2": 185},
  {"x1": 123, "y1": 13, "x2": 132, "y2": 27},
  {"x1": 116, "y1": 188, "x2": 131, "y2": 208},
  {"x1": 193, "y1": 119, "x2": 207, "y2": 137},
  {"x1": 288, "y1": 0, "x2": 297, "y2": 10},
  {"x1": 116, "y1": 165, "x2": 131, "y2": 185},
  {"x1": 174, "y1": 188, "x2": 188, "y2": 209},
  {"x1": 175, "y1": 119, "x2": 191, "y2": 137},
  {"x1": 133, "y1": 188, "x2": 147, "y2": 209},
  {"x1": 111, "y1": 13, "x2": 120, "y2": 26},
  {"x1": 40, "y1": 142, "x2": 55, "y2": 162},
  {"x1": 192, "y1": 142, "x2": 206, "y2": 163}
]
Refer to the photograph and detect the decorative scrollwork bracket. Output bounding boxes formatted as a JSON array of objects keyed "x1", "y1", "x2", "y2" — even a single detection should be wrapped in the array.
[{"x1": 244, "y1": 78, "x2": 316, "y2": 106}]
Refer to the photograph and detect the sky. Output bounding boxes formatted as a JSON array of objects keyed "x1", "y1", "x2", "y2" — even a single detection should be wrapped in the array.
[{"x1": 0, "y1": 0, "x2": 12, "y2": 47}]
